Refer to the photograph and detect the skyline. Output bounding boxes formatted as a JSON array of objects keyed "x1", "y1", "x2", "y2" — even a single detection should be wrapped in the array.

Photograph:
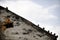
[{"x1": 0, "y1": 0, "x2": 60, "y2": 40}]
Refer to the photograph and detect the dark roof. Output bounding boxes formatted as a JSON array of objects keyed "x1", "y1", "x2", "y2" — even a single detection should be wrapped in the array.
[
  {"x1": 0, "y1": 6, "x2": 5, "y2": 10},
  {"x1": 0, "y1": 6, "x2": 58, "y2": 40}
]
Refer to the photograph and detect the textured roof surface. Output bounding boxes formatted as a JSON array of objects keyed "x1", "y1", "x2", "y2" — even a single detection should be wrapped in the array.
[{"x1": 0, "y1": 6, "x2": 58, "y2": 40}]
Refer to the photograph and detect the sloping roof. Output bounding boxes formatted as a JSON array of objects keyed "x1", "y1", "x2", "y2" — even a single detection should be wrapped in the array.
[{"x1": 0, "y1": 6, "x2": 58, "y2": 40}]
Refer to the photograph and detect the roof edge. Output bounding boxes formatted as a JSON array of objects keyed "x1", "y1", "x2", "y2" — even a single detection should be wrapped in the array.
[{"x1": 0, "y1": 6, "x2": 58, "y2": 39}]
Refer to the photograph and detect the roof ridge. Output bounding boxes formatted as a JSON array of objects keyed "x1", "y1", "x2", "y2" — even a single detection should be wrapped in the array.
[
  {"x1": 0, "y1": 6, "x2": 5, "y2": 9},
  {"x1": 0, "y1": 6, "x2": 58, "y2": 39}
]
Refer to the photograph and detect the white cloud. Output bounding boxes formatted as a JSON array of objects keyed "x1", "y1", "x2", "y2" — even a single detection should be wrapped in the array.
[
  {"x1": 47, "y1": 5, "x2": 59, "y2": 9},
  {"x1": 0, "y1": 0, "x2": 31, "y2": 1},
  {"x1": 0, "y1": 1, "x2": 58, "y2": 21}
]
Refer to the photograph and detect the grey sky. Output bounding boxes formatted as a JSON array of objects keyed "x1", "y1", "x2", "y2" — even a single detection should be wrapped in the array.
[
  {"x1": 0, "y1": 0, "x2": 60, "y2": 40},
  {"x1": 32, "y1": 0, "x2": 59, "y2": 6}
]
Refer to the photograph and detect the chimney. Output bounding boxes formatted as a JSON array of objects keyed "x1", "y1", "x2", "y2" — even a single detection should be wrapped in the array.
[
  {"x1": 6, "y1": 7, "x2": 8, "y2": 10},
  {"x1": 47, "y1": 30, "x2": 49, "y2": 33},
  {"x1": 5, "y1": 7, "x2": 8, "y2": 12},
  {"x1": 43, "y1": 27, "x2": 45, "y2": 30},
  {"x1": 37, "y1": 24, "x2": 39, "y2": 27}
]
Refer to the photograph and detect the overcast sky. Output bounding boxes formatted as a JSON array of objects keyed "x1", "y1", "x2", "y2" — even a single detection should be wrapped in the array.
[{"x1": 0, "y1": 0, "x2": 60, "y2": 40}]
